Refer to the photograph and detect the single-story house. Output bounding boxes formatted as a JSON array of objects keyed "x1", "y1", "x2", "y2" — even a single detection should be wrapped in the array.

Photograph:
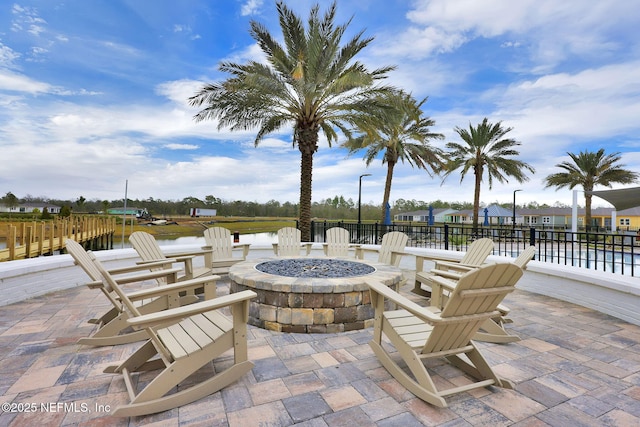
[
  {"x1": 394, "y1": 208, "x2": 456, "y2": 223},
  {"x1": 395, "y1": 205, "x2": 640, "y2": 230},
  {"x1": 0, "y1": 202, "x2": 61, "y2": 214}
]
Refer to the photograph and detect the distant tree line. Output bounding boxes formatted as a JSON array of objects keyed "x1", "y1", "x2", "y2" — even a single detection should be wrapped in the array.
[{"x1": 2, "y1": 191, "x2": 570, "y2": 222}]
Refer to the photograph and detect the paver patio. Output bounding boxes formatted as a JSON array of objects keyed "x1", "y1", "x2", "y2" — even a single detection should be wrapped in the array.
[{"x1": 1, "y1": 269, "x2": 640, "y2": 426}]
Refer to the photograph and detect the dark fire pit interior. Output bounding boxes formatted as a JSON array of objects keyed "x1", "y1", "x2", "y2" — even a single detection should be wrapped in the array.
[{"x1": 255, "y1": 258, "x2": 375, "y2": 278}]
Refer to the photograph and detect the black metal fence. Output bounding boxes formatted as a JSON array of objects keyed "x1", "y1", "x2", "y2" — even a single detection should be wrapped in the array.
[{"x1": 309, "y1": 221, "x2": 640, "y2": 277}]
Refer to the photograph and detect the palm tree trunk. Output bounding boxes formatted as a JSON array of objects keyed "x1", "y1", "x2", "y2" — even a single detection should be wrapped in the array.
[
  {"x1": 585, "y1": 192, "x2": 593, "y2": 231},
  {"x1": 297, "y1": 128, "x2": 318, "y2": 242},
  {"x1": 472, "y1": 166, "x2": 482, "y2": 233},
  {"x1": 381, "y1": 162, "x2": 395, "y2": 224}
]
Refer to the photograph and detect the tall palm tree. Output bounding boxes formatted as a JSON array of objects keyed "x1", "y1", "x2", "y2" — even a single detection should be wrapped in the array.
[
  {"x1": 343, "y1": 91, "x2": 445, "y2": 224},
  {"x1": 543, "y1": 149, "x2": 638, "y2": 229},
  {"x1": 443, "y1": 118, "x2": 535, "y2": 232},
  {"x1": 189, "y1": 1, "x2": 395, "y2": 241}
]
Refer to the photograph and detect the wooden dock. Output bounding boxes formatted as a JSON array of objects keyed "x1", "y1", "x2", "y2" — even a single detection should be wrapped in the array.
[{"x1": 0, "y1": 216, "x2": 117, "y2": 262}]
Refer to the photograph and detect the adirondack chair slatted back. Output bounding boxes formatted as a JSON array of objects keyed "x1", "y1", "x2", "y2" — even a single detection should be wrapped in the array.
[
  {"x1": 90, "y1": 251, "x2": 145, "y2": 319},
  {"x1": 459, "y1": 238, "x2": 494, "y2": 266},
  {"x1": 325, "y1": 227, "x2": 350, "y2": 257},
  {"x1": 130, "y1": 231, "x2": 165, "y2": 261},
  {"x1": 514, "y1": 246, "x2": 536, "y2": 269},
  {"x1": 422, "y1": 263, "x2": 522, "y2": 354},
  {"x1": 277, "y1": 227, "x2": 302, "y2": 256},
  {"x1": 66, "y1": 240, "x2": 108, "y2": 286},
  {"x1": 203, "y1": 227, "x2": 234, "y2": 259},
  {"x1": 378, "y1": 232, "x2": 408, "y2": 266},
  {"x1": 66, "y1": 239, "x2": 117, "y2": 297},
  {"x1": 88, "y1": 250, "x2": 177, "y2": 361}
]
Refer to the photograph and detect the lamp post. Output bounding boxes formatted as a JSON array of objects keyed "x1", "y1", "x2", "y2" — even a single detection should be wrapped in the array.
[
  {"x1": 358, "y1": 173, "x2": 372, "y2": 240},
  {"x1": 513, "y1": 189, "x2": 522, "y2": 232}
]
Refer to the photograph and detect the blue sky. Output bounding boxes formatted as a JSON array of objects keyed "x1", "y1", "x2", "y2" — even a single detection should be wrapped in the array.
[{"x1": 1, "y1": 0, "x2": 639, "y2": 209}]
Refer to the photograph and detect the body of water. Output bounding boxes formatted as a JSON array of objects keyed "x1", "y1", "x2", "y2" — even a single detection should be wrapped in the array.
[
  {"x1": 113, "y1": 231, "x2": 278, "y2": 249},
  {"x1": 0, "y1": 232, "x2": 278, "y2": 250}
]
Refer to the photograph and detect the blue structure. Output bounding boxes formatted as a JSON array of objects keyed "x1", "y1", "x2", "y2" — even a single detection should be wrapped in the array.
[{"x1": 383, "y1": 202, "x2": 392, "y2": 225}]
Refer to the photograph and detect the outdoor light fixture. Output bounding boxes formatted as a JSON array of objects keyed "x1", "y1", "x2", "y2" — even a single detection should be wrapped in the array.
[
  {"x1": 513, "y1": 189, "x2": 522, "y2": 231},
  {"x1": 358, "y1": 174, "x2": 372, "y2": 225}
]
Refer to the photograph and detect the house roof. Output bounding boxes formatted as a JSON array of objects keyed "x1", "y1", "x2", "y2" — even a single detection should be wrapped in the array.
[
  {"x1": 20, "y1": 202, "x2": 61, "y2": 208},
  {"x1": 398, "y1": 205, "x2": 640, "y2": 218},
  {"x1": 395, "y1": 208, "x2": 451, "y2": 216},
  {"x1": 484, "y1": 204, "x2": 514, "y2": 217}
]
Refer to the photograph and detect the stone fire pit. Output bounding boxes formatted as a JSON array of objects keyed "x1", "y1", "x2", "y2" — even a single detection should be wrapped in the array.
[{"x1": 229, "y1": 257, "x2": 403, "y2": 333}]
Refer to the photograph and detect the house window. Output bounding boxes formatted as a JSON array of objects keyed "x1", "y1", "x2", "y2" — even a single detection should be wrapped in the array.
[
  {"x1": 542, "y1": 216, "x2": 551, "y2": 224},
  {"x1": 619, "y1": 218, "x2": 630, "y2": 226}
]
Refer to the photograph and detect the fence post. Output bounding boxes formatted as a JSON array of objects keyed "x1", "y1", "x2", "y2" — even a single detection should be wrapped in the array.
[
  {"x1": 529, "y1": 227, "x2": 536, "y2": 248},
  {"x1": 25, "y1": 226, "x2": 33, "y2": 258},
  {"x1": 444, "y1": 224, "x2": 449, "y2": 251},
  {"x1": 38, "y1": 222, "x2": 45, "y2": 256},
  {"x1": 8, "y1": 225, "x2": 16, "y2": 260}
]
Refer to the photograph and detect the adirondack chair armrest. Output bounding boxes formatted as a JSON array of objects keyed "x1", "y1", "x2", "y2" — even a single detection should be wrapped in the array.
[
  {"x1": 415, "y1": 254, "x2": 454, "y2": 273},
  {"x1": 168, "y1": 246, "x2": 211, "y2": 256},
  {"x1": 367, "y1": 280, "x2": 441, "y2": 323},
  {"x1": 301, "y1": 242, "x2": 313, "y2": 255},
  {"x1": 123, "y1": 274, "x2": 221, "y2": 301},
  {"x1": 429, "y1": 274, "x2": 457, "y2": 293},
  {"x1": 111, "y1": 267, "x2": 183, "y2": 285},
  {"x1": 390, "y1": 250, "x2": 409, "y2": 265},
  {"x1": 136, "y1": 257, "x2": 179, "y2": 265},
  {"x1": 429, "y1": 268, "x2": 464, "y2": 281},
  {"x1": 169, "y1": 254, "x2": 197, "y2": 262},
  {"x1": 233, "y1": 243, "x2": 251, "y2": 258},
  {"x1": 434, "y1": 260, "x2": 479, "y2": 272},
  {"x1": 126, "y1": 290, "x2": 257, "y2": 328},
  {"x1": 86, "y1": 280, "x2": 105, "y2": 289},
  {"x1": 272, "y1": 243, "x2": 278, "y2": 255},
  {"x1": 107, "y1": 259, "x2": 175, "y2": 275},
  {"x1": 356, "y1": 246, "x2": 379, "y2": 260}
]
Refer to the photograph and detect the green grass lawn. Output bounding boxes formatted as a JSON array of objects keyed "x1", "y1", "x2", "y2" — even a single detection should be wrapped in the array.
[{"x1": 126, "y1": 217, "x2": 297, "y2": 238}]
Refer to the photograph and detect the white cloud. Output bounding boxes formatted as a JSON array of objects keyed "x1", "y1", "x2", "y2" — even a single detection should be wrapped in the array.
[
  {"x1": 0, "y1": 69, "x2": 51, "y2": 93},
  {"x1": 384, "y1": 0, "x2": 636, "y2": 69},
  {"x1": 164, "y1": 143, "x2": 199, "y2": 150},
  {"x1": 495, "y1": 61, "x2": 640, "y2": 141},
  {"x1": 0, "y1": 43, "x2": 21, "y2": 67},
  {"x1": 12, "y1": 3, "x2": 48, "y2": 36},
  {"x1": 240, "y1": 0, "x2": 264, "y2": 17}
]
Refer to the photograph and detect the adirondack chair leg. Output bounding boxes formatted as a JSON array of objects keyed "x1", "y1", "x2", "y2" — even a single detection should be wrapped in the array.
[
  {"x1": 78, "y1": 312, "x2": 131, "y2": 343},
  {"x1": 370, "y1": 313, "x2": 448, "y2": 407},
  {"x1": 413, "y1": 271, "x2": 437, "y2": 300},
  {"x1": 369, "y1": 341, "x2": 447, "y2": 408},
  {"x1": 113, "y1": 360, "x2": 254, "y2": 417},
  {"x1": 104, "y1": 341, "x2": 158, "y2": 374},
  {"x1": 111, "y1": 331, "x2": 254, "y2": 417},
  {"x1": 412, "y1": 282, "x2": 431, "y2": 298},
  {"x1": 89, "y1": 306, "x2": 120, "y2": 325},
  {"x1": 472, "y1": 319, "x2": 521, "y2": 343},
  {"x1": 449, "y1": 345, "x2": 514, "y2": 390},
  {"x1": 78, "y1": 328, "x2": 148, "y2": 346}
]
